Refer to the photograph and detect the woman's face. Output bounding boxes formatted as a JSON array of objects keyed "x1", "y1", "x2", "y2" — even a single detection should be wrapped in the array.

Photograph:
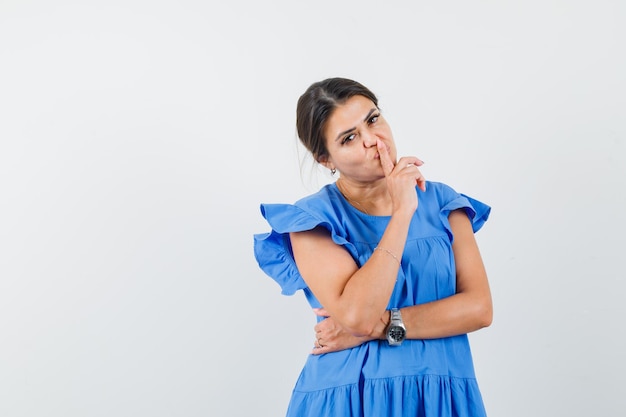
[{"x1": 322, "y1": 95, "x2": 396, "y2": 182}]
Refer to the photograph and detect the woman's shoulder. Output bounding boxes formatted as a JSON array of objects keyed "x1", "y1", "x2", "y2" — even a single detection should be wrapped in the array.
[
  {"x1": 422, "y1": 180, "x2": 491, "y2": 234},
  {"x1": 294, "y1": 183, "x2": 336, "y2": 206},
  {"x1": 420, "y1": 181, "x2": 462, "y2": 207},
  {"x1": 423, "y1": 180, "x2": 457, "y2": 194},
  {"x1": 258, "y1": 184, "x2": 341, "y2": 231},
  {"x1": 290, "y1": 183, "x2": 343, "y2": 219}
]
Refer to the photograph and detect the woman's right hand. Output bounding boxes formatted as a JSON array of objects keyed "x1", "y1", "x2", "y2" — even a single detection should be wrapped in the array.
[
  {"x1": 377, "y1": 139, "x2": 426, "y2": 215},
  {"x1": 311, "y1": 308, "x2": 381, "y2": 355}
]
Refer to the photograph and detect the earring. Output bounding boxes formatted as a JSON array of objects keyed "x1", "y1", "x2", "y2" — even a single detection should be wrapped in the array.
[{"x1": 331, "y1": 168, "x2": 337, "y2": 175}]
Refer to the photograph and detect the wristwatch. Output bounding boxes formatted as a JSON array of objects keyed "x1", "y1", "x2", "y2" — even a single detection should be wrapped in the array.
[{"x1": 386, "y1": 308, "x2": 406, "y2": 346}]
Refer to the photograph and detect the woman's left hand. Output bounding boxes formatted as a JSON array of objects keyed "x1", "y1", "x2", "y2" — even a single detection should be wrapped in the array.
[{"x1": 311, "y1": 308, "x2": 375, "y2": 355}]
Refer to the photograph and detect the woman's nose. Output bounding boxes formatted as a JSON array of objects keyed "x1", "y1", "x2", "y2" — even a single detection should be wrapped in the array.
[{"x1": 362, "y1": 130, "x2": 377, "y2": 147}]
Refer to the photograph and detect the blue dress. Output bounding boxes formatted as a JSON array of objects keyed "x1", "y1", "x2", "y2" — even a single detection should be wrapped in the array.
[{"x1": 253, "y1": 181, "x2": 491, "y2": 417}]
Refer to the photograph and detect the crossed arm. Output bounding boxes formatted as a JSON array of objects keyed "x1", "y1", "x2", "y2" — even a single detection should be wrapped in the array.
[{"x1": 290, "y1": 209, "x2": 492, "y2": 355}]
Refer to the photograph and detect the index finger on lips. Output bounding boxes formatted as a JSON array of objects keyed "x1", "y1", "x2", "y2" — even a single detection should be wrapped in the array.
[{"x1": 377, "y1": 139, "x2": 395, "y2": 176}]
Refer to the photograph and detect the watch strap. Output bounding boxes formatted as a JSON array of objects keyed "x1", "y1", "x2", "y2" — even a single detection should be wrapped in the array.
[{"x1": 390, "y1": 308, "x2": 401, "y2": 323}]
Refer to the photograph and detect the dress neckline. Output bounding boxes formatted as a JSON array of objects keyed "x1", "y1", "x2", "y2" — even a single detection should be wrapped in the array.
[{"x1": 331, "y1": 182, "x2": 392, "y2": 219}]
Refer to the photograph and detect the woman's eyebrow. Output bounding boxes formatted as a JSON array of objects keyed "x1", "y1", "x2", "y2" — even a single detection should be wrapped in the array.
[{"x1": 334, "y1": 108, "x2": 378, "y2": 142}]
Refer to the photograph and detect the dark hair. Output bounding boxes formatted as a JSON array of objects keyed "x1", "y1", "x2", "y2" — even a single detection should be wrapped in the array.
[{"x1": 296, "y1": 78, "x2": 378, "y2": 162}]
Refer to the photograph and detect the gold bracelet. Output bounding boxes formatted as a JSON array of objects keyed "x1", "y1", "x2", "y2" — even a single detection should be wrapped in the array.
[{"x1": 374, "y1": 246, "x2": 401, "y2": 266}]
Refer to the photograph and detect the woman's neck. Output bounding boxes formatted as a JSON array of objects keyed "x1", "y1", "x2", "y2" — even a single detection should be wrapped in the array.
[{"x1": 336, "y1": 177, "x2": 392, "y2": 216}]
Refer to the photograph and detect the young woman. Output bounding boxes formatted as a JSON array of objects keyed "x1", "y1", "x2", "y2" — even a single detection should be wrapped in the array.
[{"x1": 254, "y1": 77, "x2": 492, "y2": 417}]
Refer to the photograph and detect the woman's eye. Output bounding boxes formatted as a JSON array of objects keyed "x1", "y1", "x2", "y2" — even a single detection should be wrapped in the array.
[
  {"x1": 341, "y1": 133, "x2": 356, "y2": 145},
  {"x1": 368, "y1": 114, "x2": 379, "y2": 124}
]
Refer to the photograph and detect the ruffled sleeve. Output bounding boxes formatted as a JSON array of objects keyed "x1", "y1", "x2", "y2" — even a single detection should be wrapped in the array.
[
  {"x1": 253, "y1": 202, "x2": 357, "y2": 296},
  {"x1": 436, "y1": 183, "x2": 491, "y2": 242}
]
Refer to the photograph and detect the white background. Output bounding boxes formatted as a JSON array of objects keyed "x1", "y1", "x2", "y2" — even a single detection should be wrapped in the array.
[{"x1": 1, "y1": 1, "x2": 624, "y2": 416}]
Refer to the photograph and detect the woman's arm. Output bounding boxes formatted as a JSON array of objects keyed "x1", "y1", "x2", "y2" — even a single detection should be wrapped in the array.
[
  {"x1": 291, "y1": 141, "x2": 425, "y2": 338},
  {"x1": 394, "y1": 209, "x2": 492, "y2": 338},
  {"x1": 311, "y1": 208, "x2": 492, "y2": 354},
  {"x1": 290, "y1": 210, "x2": 411, "y2": 337}
]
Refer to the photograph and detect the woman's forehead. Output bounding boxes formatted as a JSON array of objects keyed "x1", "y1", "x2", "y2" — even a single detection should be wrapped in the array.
[{"x1": 327, "y1": 96, "x2": 377, "y2": 131}]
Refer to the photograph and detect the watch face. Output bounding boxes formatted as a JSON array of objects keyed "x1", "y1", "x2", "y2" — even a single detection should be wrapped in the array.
[{"x1": 388, "y1": 325, "x2": 406, "y2": 342}]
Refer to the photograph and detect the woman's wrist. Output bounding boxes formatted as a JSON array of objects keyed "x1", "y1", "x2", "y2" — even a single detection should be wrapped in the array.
[{"x1": 375, "y1": 310, "x2": 391, "y2": 340}]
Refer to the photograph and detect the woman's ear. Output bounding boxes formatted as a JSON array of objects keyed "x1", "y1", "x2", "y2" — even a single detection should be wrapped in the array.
[{"x1": 317, "y1": 155, "x2": 334, "y2": 171}]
